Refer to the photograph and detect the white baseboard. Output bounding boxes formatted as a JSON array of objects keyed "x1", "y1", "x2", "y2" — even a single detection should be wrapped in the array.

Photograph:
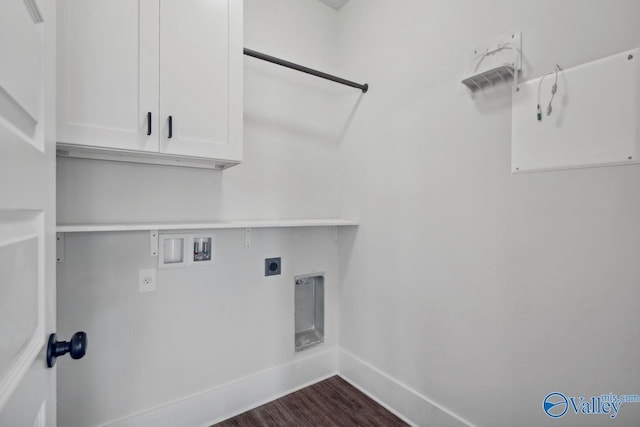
[
  {"x1": 337, "y1": 349, "x2": 476, "y2": 427},
  {"x1": 103, "y1": 348, "x2": 337, "y2": 427},
  {"x1": 101, "y1": 347, "x2": 475, "y2": 427}
]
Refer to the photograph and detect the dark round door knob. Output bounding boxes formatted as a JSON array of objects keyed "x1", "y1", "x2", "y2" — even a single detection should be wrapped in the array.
[{"x1": 47, "y1": 332, "x2": 87, "y2": 368}]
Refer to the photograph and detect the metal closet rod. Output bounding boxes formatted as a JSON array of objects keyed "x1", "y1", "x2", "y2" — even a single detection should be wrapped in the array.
[{"x1": 243, "y1": 48, "x2": 369, "y2": 93}]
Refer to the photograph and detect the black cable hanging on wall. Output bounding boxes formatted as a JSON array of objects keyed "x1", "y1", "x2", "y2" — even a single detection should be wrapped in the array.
[{"x1": 243, "y1": 48, "x2": 369, "y2": 93}]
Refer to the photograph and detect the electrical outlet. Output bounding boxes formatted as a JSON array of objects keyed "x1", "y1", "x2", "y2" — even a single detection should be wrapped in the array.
[
  {"x1": 265, "y1": 257, "x2": 281, "y2": 276},
  {"x1": 139, "y1": 268, "x2": 156, "y2": 293}
]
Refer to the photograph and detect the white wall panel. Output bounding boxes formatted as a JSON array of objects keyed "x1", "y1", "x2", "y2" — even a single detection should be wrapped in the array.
[
  {"x1": 0, "y1": 0, "x2": 41, "y2": 124},
  {"x1": 0, "y1": 238, "x2": 39, "y2": 377},
  {"x1": 512, "y1": 49, "x2": 640, "y2": 173},
  {"x1": 0, "y1": 214, "x2": 44, "y2": 412},
  {"x1": 57, "y1": 228, "x2": 339, "y2": 427},
  {"x1": 0, "y1": 0, "x2": 43, "y2": 149},
  {"x1": 337, "y1": 1, "x2": 640, "y2": 426}
]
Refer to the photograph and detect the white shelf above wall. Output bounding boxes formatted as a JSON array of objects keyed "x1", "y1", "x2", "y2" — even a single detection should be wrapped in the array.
[{"x1": 56, "y1": 219, "x2": 359, "y2": 233}]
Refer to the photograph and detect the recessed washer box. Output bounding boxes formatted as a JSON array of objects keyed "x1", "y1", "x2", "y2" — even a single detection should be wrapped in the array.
[
  {"x1": 193, "y1": 236, "x2": 213, "y2": 263},
  {"x1": 158, "y1": 233, "x2": 215, "y2": 269}
]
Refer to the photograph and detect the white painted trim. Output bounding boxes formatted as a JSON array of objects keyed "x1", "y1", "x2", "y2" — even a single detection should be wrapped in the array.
[
  {"x1": 102, "y1": 348, "x2": 337, "y2": 427},
  {"x1": 337, "y1": 349, "x2": 477, "y2": 427}
]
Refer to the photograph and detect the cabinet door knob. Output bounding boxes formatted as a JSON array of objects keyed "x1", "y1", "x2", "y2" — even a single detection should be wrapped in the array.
[
  {"x1": 46, "y1": 332, "x2": 87, "y2": 368},
  {"x1": 168, "y1": 116, "x2": 173, "y2": 139},
  {"x1": 147, "y1": 112, "x2": 152, "y2": 136}
]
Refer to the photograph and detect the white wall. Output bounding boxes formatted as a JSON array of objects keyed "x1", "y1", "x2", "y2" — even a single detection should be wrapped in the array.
[
  {"x1": 57, "y1": 228, "x2": 339, "y2": 427},
  {"x1": 57, "y1": 0, "x2": 341, "y2": 225},
  {"x1": 336, "y1": 1, "x2": 640, "y2": 426},
  {"x1": 56, "y1": 1, "x2": 343, "y2": 426},
  {"x1": 59, "y1": 1, "x2": 640, "y2": 426}
]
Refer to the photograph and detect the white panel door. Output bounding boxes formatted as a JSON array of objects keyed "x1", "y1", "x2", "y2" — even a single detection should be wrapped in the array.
[
  {"x1": 0, "y1": 0, "x2": 56, "y2": 426},
  {"x1": 159, "y1": 0, "x2": 243, "y2": 161},
  {"x1": 57, "y1": 0, "x2": 160, "y2": 152}
]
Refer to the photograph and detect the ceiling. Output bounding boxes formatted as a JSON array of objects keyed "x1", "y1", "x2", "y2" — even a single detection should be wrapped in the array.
[{"x1": 317, "y1": 0, "x2": 350, "y2": 10}]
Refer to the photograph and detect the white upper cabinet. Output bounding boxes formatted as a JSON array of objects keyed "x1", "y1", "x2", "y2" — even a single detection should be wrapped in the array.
[
  {"x1": 159, "y1": 0, "x2": 243, "y2": 161},
  {"x1": 57, "y1": 0, "x2": 160, "y2": 152},
  {"x1": 56, "y1": 0, "x2": 243, "y2": 169}
]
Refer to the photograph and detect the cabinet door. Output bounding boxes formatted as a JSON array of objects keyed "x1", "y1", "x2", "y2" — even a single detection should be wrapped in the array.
[
  {"x1": 57, "y1": 0, "x2": 159, "y2": 152},
  {"x1": 159, "y1": 0, "x2": 242, "y2": 161}
]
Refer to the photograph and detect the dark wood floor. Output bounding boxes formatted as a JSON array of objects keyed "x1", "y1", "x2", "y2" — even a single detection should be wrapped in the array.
[{"x1": 213, "y1": 376, "x2": 408, "y2": 427}]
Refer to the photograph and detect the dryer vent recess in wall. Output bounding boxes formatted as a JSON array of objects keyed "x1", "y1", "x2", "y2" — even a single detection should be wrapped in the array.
[
  {"x1": 461, "y1": 31, "x2": 522, "y2": 94},
  {"x1": 295, "y1": 274, "x2": 324, "y2": 352}
]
